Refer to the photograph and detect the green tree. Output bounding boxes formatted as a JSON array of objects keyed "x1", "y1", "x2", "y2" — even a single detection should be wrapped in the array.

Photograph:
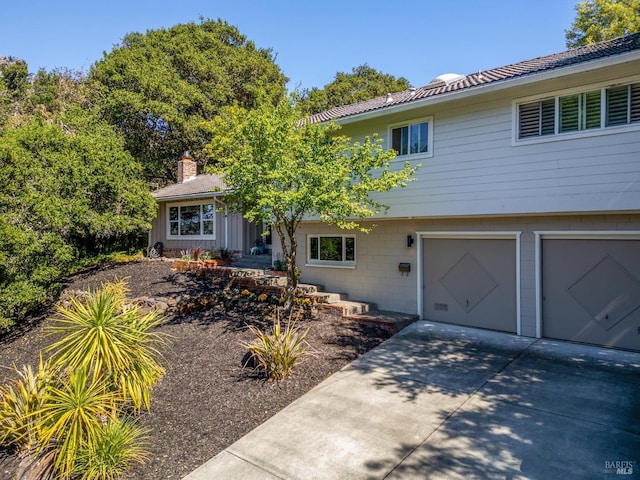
[
  {"x1": 206, "y1": 97, "x2": 419, "y2": 310},
  {"x1": 0, "y1": 57, "x2": 29, "y2": 125},
  {"x1": 566, "y1": 0, "x2": 640, "y2": 47},
  {"x1": 89, "y1": 18, "x2": 288, "y2": 185},
  {"x1": 0, "y1": 107, "x2": 155, "y2": 329},
  {"x1": 298, "y1": 64, "x2": 411, "y2": 116},
  {"x1": 0, "y1": 58, "x2": 28, "y2": 99}
]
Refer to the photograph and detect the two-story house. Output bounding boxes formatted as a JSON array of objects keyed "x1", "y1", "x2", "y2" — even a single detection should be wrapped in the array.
[{"x1": 278, "y1": 33, "x2": 640, "y2": 351}]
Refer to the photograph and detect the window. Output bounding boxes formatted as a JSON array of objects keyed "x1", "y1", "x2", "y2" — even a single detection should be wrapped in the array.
[
  {"x1": 518, "y1": 99, "x2": 555, "y2": 138},
  {"x1": 308, "y1": 235, "x2": 355, "y2": 266},
  {"x1": 390, "y1": 118, "x2": 432, "y2": 156},
  {"x1": 516, "y1": 81, "x2": 640, "y2": 141},
  {"x1": 558, "y1": 90, "x2": 601, "y2": 133},
  {"x1": 168, "y1": 202, "x2": 215, "y2": 238}
]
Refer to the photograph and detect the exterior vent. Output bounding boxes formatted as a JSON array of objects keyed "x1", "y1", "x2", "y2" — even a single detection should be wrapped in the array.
[{"x1": 428, "y1": 73, "x2": 466, "y2": 87}]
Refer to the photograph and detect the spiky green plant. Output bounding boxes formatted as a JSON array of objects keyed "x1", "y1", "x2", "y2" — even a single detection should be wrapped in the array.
[
  {"x1": 34, "y1": 368, "x2": 119, "y2": 478},
  {"x1": 243, "y1": 313, "x2": 310, "y2": 381},
  {"x1": 46, "y1": 280, "x2": 168, "y2": 411},
  {"x1": 74, "y1": 417, "x2": 149, "y2": 480},
  {"x1": 0, "y1": 356, "x2": 53, "y2": 451}
]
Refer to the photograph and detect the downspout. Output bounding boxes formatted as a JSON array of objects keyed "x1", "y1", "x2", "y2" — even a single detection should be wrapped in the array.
[{"x1": 225, "y1": 204, "x2": 229, "y2": 251}]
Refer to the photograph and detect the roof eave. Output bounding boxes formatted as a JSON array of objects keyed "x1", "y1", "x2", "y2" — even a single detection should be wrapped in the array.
[
  {"x1": 334, "y1": 50, "x2": 640, "y2": 125},
  {"x1": 152, "y1": 191, "x2": 227, "y2": 202}
]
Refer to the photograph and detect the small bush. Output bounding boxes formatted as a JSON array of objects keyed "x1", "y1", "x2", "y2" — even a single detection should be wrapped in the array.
[
  {"x1": 0, "y1": 357, "x2": 54, "y2": 452},
  {"x1": 74, "y1": 418, "x2": 149, "y2": 480},
  {"x1": 243, "y1": 313, "x2": 310, "y2": 381}
]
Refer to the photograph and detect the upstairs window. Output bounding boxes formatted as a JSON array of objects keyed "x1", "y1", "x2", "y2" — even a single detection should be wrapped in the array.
[
  {"x1": 516, "y1": 82, "x2": 640, "y2": 141},
  {"x1": 558, "y1": 90, "x2": 601, "y2": 132},
  {"x1": 606, "y1": 84, "x2": 640, "y2": 126},
  {"x1": 168, "y1": 202, "x2": 215, "y2": 238},
  {"x1": 518, "y1": 99, "x2": 555, "y2": 138},
  {"x1": 390, "y1": 117, "x2": 433, "y2": 157}
]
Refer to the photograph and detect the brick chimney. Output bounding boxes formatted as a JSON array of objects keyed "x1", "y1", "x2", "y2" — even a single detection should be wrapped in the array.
[{"x1": 177, "y1": 151, "x2": 197, "y2": 183}]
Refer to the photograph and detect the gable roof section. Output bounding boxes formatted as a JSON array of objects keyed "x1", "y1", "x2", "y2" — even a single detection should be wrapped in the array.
[
  {"x1": 307, "y1": 33, "x2": 640, "y2": 124},
  {"x1": 152, "y1": 173, "x2": 227, "y2": 201}
]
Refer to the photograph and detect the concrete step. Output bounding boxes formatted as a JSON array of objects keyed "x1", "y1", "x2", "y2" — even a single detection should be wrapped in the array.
[
  {"x1": 344, "y1": 309, "x2": 418, "y2": 334},
  {"x1": 295, "y1": 284, "x2": 323, "y2": 295},
  {"x1": 307, "y1": 292, "x2": 348, "y2": 304},
  {"x1": 339, "y1": 300, "x2": 372, "y2": 315}
]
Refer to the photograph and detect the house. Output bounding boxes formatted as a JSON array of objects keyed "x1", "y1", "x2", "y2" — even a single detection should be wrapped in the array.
[
  {"x1": 278, "y1": 33, "x2": 640, "y2": 351},
  {"x1": 149, "y1": 152, "x2": 268, "y2": 258}
]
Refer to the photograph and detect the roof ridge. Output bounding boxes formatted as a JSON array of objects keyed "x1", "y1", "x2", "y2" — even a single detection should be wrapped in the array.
[{"x1": 307, "y1": 32, "x2": 640, "y2": 124}]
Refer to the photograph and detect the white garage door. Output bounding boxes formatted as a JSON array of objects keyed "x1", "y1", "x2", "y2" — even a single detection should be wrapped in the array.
[
  {"x1": 423, "y1": 238, "x2": 517, "y2": 333},
  {"x1": 542, "y1": 239, "x2": 640, "y2": 351}
]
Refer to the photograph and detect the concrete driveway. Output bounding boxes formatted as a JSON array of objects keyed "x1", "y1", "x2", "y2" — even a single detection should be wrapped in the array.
[{"x1": 183, "y1": 321, "x2": 640, "y2": 479}]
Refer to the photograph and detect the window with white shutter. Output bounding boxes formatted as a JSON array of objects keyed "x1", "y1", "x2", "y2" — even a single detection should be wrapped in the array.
[{"x1": 516, "y1": 81, "x2": 640, "y2": 141}]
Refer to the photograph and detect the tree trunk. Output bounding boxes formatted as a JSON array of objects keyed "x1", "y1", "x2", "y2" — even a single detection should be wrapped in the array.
[{"x1": 274, "y1": 220, "x2": 299, "y2": 314}]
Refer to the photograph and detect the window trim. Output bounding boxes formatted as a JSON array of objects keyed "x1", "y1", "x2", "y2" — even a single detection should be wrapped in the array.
[
  {"x1": 306, "y1": 234, "x2": 356, "y2": 268},
  {"x1": 512, "y1": 75, "x2": 640, "y2": 146},
  {"x1": 166, "y1": 200, "x2": 216, "y2": 240},
  {"x1": 388, "y1": 116, "x2": 434, "y2": 159}
]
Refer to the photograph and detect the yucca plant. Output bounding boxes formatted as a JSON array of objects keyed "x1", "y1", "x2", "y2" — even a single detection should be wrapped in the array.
[
  {"x1": 34, "y1": 368, "x2": 119, "y2": 478},
  {"x1": 74, "y1": 417, "x2": 149, "y2": 480},
  {"x1": 243, "y1": 313, "x2": 311, "y2": 381},
  {"x1": 0, "y1": 356, "x2": 53, "y2": 451},
  {"x1": 46, "y1": 280, "x2": 168, "y2": 411}
]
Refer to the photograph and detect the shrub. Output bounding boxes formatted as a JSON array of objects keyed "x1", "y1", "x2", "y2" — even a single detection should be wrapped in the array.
[
  {"x1": 34, "y1": 369, "x2": 120, "y2": 478},
  {"x1": 243, "y1": 313, "x2": 310, "y2": 381},
  {"x1": 0, "y1": 357, "x2": 54, "y2": 452},
  {"x1": 189, "y1": 246, "x2": 205, "y2": 262},
  {"x1": 74, "y1": 418, "x2": 149, "y2": 480},
  {"x1": 0, "y1": 280, "x2": 166, "y2": 479},
  {"x1": 46, "y1": 280, "x2": 168, "y2": 411}
]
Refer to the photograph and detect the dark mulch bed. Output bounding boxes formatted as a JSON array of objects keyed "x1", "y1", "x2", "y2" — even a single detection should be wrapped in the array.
[{"x1": 0, "y1": 260, "x2": 391, "y2": 480}]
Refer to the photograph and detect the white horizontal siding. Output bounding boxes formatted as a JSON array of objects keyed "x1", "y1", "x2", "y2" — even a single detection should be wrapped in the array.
[{"x1": 343, "y1": 67, "x2": 640, "y2": 219}]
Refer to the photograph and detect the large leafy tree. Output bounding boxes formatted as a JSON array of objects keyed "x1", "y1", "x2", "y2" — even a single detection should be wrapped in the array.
[
  {"x1": 0, "y1": 107, "x2": 155, "y2": 328},
  {"x1": 566, "y1": 0, "x2": 640, "y2": 47},
  {"x1": 89, "y1": 18, "x2": 288, "y2": 185},
  {"x1": 0, "y1": 57, "x2": 29, "y2": 125},
  {"x1": 206, "y1": 97, "x2": 419, "y2": 310},
  {"x1": 298, "y1": 64, "x2": 411, "y2": 116}
]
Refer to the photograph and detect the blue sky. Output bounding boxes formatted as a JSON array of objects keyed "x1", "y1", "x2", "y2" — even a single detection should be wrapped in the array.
[{"x1": 1, "y1": 0, "x2": 579, "y2": 90}]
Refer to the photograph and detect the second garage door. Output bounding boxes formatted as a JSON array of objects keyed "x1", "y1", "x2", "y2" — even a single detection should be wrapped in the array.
[
  {"x1": 423, "y1": 238, "x2": 517, "y2": 333},
  {"x1": 542, "y1": 238, "x2": 640, "y2": 351}
]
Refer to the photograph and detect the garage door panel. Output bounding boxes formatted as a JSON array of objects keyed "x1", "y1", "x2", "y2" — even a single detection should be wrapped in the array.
[
  {"x1": 542, "y1": 239, "x2": 640, "y2": 351},
  {"x1": 424, "y1": 238, "x2": 516, "y2": 333}
]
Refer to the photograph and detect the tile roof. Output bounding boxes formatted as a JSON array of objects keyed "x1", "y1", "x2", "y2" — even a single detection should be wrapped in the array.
[
  {"x1": 152, "y1": 173, "x2": 227, "y2": 200},
  {"x1": 307, "y1": 33, "x2": 640, "y2": 124}
]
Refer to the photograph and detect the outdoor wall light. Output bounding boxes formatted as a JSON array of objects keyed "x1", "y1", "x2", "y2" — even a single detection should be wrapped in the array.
[{"x1": 407, "y1": 234, "x2": 414, "y2": 247}]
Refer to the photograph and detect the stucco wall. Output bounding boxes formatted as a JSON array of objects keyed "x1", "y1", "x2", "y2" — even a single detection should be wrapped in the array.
[{"x1": 279, "y1": 214, "x2": 640, "y2": 338}]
